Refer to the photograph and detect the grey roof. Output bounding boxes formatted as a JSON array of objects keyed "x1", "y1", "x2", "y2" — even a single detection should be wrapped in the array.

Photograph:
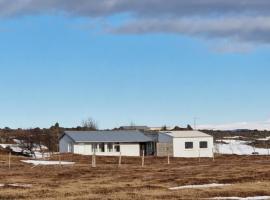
[
  {"x1": 158, "y1": 133, "x2": 173, "y2": 143},
  {"x1": 161, "y1": 131, "x2": 212, "y2": 138},
  {"x1": 64, "y1": 130, "x2": 154, "y2": 143}
]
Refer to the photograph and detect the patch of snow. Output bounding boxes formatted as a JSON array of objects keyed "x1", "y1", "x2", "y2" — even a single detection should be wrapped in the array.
[
  {"x1": 209, "y1": 196, "x2": 270, "y2": 200},
  {"x1": 257, "y1": 137, "x2": 270, "y2": 141},
  {"x1": 0, "y1": 144, "x2": 10, "y2": 148},
  {"x1": 0, "y1": 144, "x2": 23, "y2": 153},
  {"x1": 21, "y1": 160, "x2": 75, "y2": 166},
  {"x1": 8, "y1": 184, "x2": 32, "y2": 188},
  {"x1": 169, "y1": 183, "x2": 231, "y2": 190},
  {"x1": 215, "y1": 140, "x2": 270, "y2": 155},
  {"x1": 1, "y1": 143, "x2": 51, "y2": 159},
  {"x1": 33, "y1": 152, "x2": 51, "y2": 159},
  {"x1": 223, "y1": 136, "x2": 243, "y2": 139},
  {"x1": 13, "y1": 139, "x2": 21, "y2": 144}
]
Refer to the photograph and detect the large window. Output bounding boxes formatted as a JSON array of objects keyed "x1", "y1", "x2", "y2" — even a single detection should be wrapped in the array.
[
  {"x1": 107, "y1": 143, "x2": 113, "y2": 152},
  {"x1": 99, "y1": 143, "x2": 105, "y2": 152},
  {"x1": 67, "y1": 143, "x2": 72, "y2": 152},
  {"x1": 114, "y1": 143, "x2": 120, "y2": 152},
  {"x1": 185, "y1": 142, "x2": 193, "y2": 149},
  {"x1": 200, "y1": 141, "x2": 208, "y2": 149}
]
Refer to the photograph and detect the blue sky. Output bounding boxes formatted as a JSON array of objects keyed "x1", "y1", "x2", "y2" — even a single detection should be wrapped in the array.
[{"x1": 0, "y1": 2, "x2": 270, "y2": 129}]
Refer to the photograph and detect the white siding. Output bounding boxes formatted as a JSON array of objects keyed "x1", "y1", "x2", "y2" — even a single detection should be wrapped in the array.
[
  {"x1": 74, "y1": 143, "x2": 85, "y2": 154},
  {"x1": 120, "y1": 143, "x2": 140, "y2": 156},
  {"x1": 73, "y1": 144, "x2": 92, "y2": 155},
  {"x1": 173, "y1": 137, "x2": 213, "y2": 157},
  {"x1": 84, "y1": 144, "x2": 92, "y2": 155},
  {"x1": 59, "y1": 135, "x2": 74, "y2": 153},
  {"x1": 71, "y1": 143, "x2": 140, "y2": 156}
]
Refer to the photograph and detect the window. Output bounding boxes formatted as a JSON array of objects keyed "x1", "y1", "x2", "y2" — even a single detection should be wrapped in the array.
[
  {"x1": 185, "y1": 142, "x2": 193, "y2": 149},
  {"x1": 67, "y1": 143, "x2": 72, "y2": 152},
  {"x1": 107, "y1": 143, "x2": 113, "y2": 152},
  {"x1": 114, "y1": 143, "x2": 120, "y2": 152},
  {"x1": 99, "y1": 143, "x2": 105, "y2": 152},
  {"x1": 200, "y1": 141, "x2": 208, "y2": 148}
]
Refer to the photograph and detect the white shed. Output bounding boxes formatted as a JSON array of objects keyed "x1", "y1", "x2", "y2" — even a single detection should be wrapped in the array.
[
  {"x1": 159, "y1": 131, "x2": 214, "y2": 158},
  {"x1": 59, "y1": 130, "x2": 155, "y2": 157}
]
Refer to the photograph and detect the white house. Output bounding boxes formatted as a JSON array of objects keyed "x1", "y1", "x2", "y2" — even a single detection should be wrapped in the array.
[
  {"x1": 158, "y1": 131, "x2": 214, "y2": 158},
  {"x1": 59, "y1": 130, "x2": 155, "y2": 157},
  {"x1": 59, "y1": 130, "x2": 213, "y2": 158}
]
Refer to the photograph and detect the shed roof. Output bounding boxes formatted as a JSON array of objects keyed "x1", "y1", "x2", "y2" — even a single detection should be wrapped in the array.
[
  {"x1": 63, "y1": 130, "x2": 154, "y2": 143},
  {"x1": 161, "y1": 131, "x2": 212, "y2": 138}
]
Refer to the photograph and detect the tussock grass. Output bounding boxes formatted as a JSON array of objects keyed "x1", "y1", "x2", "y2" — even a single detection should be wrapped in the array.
[{"x1": 0, "y1": 154, "x2": 270, "y2": 199}]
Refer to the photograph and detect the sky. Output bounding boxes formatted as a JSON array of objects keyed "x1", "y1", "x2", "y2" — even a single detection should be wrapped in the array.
[{"x1": 0, "y1": 0, "x2": 270, "y2": 130}]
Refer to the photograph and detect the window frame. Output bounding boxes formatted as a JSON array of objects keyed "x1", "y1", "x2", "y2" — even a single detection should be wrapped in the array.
[
  {"x1": 199, "y1": 141, "x2": 208, "y2": 149},
  {"x1": 114, "y1": 143, "x2": 120, "y2": 152},
  {"x1": 185, "y1": 142, "x2": 193, "y2": 149},
  {"x1": 99, "y1": 143, "x2": 105, "y2": 152},
  {"x1": 107, "y1": 143, "x2": 113, "y2": 152}
]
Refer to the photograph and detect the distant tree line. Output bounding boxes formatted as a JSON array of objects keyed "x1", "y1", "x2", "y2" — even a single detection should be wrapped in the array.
[{"x1": 0, "y1": 118, "x2": 98, "y2": 155}]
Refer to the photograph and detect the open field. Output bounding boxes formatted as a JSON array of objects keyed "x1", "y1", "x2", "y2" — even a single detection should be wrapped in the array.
[{"x1": 0, "y1": 154, "x2": 270, "y2": 200}]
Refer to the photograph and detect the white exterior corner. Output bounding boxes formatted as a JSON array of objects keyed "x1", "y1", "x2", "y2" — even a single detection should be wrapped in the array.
[
  {"x1": 159, "y1": 131, "x2": 214, "y2": 158},
  {"x1": 172, "y1": 136, "x2": 214, "y2": 157}
]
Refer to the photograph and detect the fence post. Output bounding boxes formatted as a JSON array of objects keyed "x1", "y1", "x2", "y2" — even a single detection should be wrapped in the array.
[
  {"x1": 142, "y1": 150, "x2": 145, "y2": 167},
  {"x1": 118, "y1": 152, "x2": 122, "y2": 167},
  {"x1": 212, "y1": 148, "x2": 215, "y2": 162},
  {"x1": 167, "y1": 147, "x2": 170, "y2": 165},
  {"x1": 8, "y1": 152, "x2": 11, "y2": 170},
  {"x1": 92, "y1": 150, "x2": 96, "y2": 168},
  {"x1": 198, "y1": 149, "x2": 201, "y2": 162},
  {"x1": 58, "y1": 153, "x2": 62, "y2": 167}
]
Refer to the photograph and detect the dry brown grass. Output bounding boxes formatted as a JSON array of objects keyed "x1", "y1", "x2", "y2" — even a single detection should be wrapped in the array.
[{"x1": 0, "y1": 154, "x2": 270, "y2": 199}]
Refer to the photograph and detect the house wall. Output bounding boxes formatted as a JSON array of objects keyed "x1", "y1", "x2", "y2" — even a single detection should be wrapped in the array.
[
  {"x1": 59, "y1": 135, "x2": 74, "y2": 153},
  {"x1": 120, "y1": 143, "x2": 140, "y2": 156},
  {"x1": 173, "y1": 137, "x2": 214, "y2": 157},
  {"x1": 74, "y1": 143, "x2": 92, "y2": 155},
  {"x1": 156, "y1": 143, "x2": 173, "y2": 156},
  {"x1": 156, "y1": 133, "x2": 173, "y2": 156},
  {"x1": 72, "y1": 143, "x2": 140, "y2": 156}
]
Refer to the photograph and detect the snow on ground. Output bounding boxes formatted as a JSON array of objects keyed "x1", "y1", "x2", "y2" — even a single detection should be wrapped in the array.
[
  {"x1": 257, "y1": 137, "x2": 270, "y2": 141},
  {"x1": 215, "y1": 140, "x2": 269, "y2": 155},
  {"x1": 34, "y1": 152, "x2": 51, "y2": 159},
  {"x1": 223, "y1": 136, "x2": 244, "y2": 139},
  {"x1": 209, "y1": 196, "x2": 270, "y2": 200},
  {"x1": 0, "y1": 143, "x2": 51, "y2": 159},
  {"x1": 7, "y1": 183, "x2": 32, "y2": 188},
  {"x1": 169, "y1": 183, "x2": 231, "y2": 190},
  {"x1": 0, "y1": 144, "x2": 25, "y2": 153},
  {"x1": 21, "y1": 160, "x2": 75, "y2": 166}
]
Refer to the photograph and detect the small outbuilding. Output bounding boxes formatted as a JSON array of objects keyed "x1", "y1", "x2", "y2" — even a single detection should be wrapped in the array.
[
  {"x1": 59, "y1": 130, "x2": 155, "y2": 156},
  {"x1": 157, "y1": 131, "x2": 214, "y2": 158}
]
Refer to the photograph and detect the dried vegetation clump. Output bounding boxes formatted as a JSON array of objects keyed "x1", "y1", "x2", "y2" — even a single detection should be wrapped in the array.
[{"x1": 0, "y1": 154, "x2": 270, "y2": 199}]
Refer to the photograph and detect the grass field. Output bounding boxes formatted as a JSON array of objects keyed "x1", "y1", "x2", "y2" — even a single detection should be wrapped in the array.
[{"x1": 0, "y1": 153, "x2": 270, "y2": 199}]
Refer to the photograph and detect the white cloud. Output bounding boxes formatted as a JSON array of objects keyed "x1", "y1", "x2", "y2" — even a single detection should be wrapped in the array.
[
  {"x1": 110, "y1": 16, "x2": 270, "y2": 45},
  {"x1": 198, "y1": 119, "x2": 270, "y2": 130},
  {"x1": 1, "y1": 0, "x2": 270, "y2": 48}
]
